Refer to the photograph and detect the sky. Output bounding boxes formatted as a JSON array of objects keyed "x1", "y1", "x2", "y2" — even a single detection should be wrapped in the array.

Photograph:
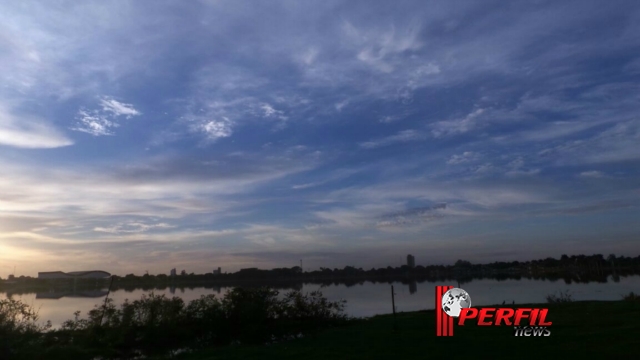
[{"x1": 1, "y1": 0, "x2": 640, "y2": 277}]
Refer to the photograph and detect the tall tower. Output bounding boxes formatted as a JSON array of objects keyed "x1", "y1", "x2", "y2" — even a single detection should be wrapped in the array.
[{"x1": 407, "y1": 254, "x2": 415, "y2": 269}]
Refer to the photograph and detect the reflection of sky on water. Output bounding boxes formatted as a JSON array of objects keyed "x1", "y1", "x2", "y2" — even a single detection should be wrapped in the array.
[
  {"x1": 302, "y1": 275, "x2": 640, "y2": 318},
  {"x1": 2, "y1": 275, "x2": 639, "y2": 327}
]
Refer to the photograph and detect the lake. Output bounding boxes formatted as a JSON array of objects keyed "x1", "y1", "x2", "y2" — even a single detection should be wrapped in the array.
[{"x1": 2, "y1": 275, "x2": 639, "y2": 328}]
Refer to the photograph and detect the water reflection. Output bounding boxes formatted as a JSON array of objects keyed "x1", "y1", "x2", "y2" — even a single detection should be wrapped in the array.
[
  {"x1": 36, "y1": 289, "x2": 109, "y2": 300},
  {"x1": 2, "y1": 274, "x2": 639, "y2": 328},
  {"x1": 169, "y1": 284, "x2": 222, "y2": 295},
  {"x1": 409, "y1": 280, "x2": 417, "y2": 295}
]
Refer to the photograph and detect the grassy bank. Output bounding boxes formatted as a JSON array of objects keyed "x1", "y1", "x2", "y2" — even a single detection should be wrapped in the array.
[{"x1": 175, "y1": 300, "x2": 640, "y2": 359}]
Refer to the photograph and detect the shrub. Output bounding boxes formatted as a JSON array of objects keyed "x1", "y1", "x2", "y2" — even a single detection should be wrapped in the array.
[
  {"x1": 622, "y1": 292, "x2": 640, "y2": 301},
  {"x1": 53, "y1": 293, "x2": 189, "y2": 358},
  {"x1": 546, "y1": 290, "x2": 573, "y2": 303},
  {"x1": 33, "y1": 287, "x2": 348, "y2": 359},
  {"x1": 277, "y1": 290, "x2": 348, "y2": 335},
  {"x1": 220, "y1": 287, "x2": 281, "y2": 344},
  {"x1": 0, "y1": 298, "x2": 51, "y2": 359},
  {"x1": 183, "y1": 294, "x2": 226, "y2": 345}
]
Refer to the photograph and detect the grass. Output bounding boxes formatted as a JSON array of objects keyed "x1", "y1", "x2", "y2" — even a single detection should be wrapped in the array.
[{"x1": 172, "y1": 300, "x2": 640, "y2": 360}]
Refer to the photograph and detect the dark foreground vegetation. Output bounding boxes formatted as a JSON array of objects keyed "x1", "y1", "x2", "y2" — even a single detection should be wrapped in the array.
[
  {"x1": 0, "y1": 288, "x2": 348, "y2": 360},
  {"x1": 176, "y1": 297, "x2": 640, "y2": 360},
  {"x1": 2, "y1": 290, "x2": 639, "y2": 359}
]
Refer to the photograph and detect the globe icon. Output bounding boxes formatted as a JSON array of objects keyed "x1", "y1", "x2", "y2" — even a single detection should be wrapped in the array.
[{"x1": 441, "y1": 288, "x2": 472, "y2": 317}]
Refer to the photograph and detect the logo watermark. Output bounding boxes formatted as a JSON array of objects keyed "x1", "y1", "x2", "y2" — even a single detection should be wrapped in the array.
[{"x1": 435, "y1": 286, "x2": 552, "y2": 337}]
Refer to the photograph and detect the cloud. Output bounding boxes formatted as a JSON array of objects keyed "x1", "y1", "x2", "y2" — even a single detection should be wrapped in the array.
[
  {"x1": 447, "y1": 151, "x2": 480, "y2": 165},
  {"x1": 505, "y1": 168, "x2": 540, "y2": 177},
  {"x1": 579, "y1": 170, "x2": 605, "y2": 178},
  {"x1": 376, "y1": 203, "x2": 447, "y2": 227},
  {"x1": 260, "y1": 103, "x2": 287, "y2": 121},
  {"x1": 72, "y1": 109, "x2": 119, "y2": 136},
  {"x1": 335, "y1": 100, "x2": 349, "y2": 112},
  {"x1": 71, "y1": 96, "x2": 141, "y2": 136},
  {"x1": 298, "y1": 47, "x2": 319, "y2": 65},
  {"x1": 379, "y1": 115, "x2": 401, "y2": 123},
  {"x1": 474, "y1": 163, "x2": 494, "y2": 174},
  {"x1": 0, "y1": 104, "x2": 73, "y2": 149},
  {"x1": 94, "y1": 221, "x2": 174, "y2": 234},
  {"x1": 198, "y1": 118, "x2": 233, "y2": 140},
  {"x1": 431, "y1": 109, "x2": 485, "y2": 138},
  {"x1": 359, "y1": 129, "x2": 424, "y2": 149},
  {"x1": 170, "y1": 65, "x2": 300, "y2": 143},
  {"x1": 0, "y1": 148, "x2": 320, "y2": 231},
  {"x1": 292, "y1": 182, "x2": 323, "y2": 190},
  {"x1": 555, "y1": 200, "x2": 635, "y2": 215},
  {"x1": 100, "y1": 97, "x2": 141, "y2": 118},
  {"x1": 538, "y1": 120, "x2": 640, "y2": 165},
  {"x1": 344, "y1": 20, "x2": 424, "y2": 73}
]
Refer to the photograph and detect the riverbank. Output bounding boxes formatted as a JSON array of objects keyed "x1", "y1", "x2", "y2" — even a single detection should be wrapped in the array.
[{"x1": 174, "y1": 300, "x2": 640, "y2": 359}]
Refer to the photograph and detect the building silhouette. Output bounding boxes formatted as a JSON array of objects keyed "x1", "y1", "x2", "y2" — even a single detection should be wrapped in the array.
[
  {"x1": 213, "y1": 267, "x2": 221, "y2": 275},
  {"x1": 407, "y1": 254, "x2": 415, "y2": 269},
  {"x1": 37, "y1": 270, "x2": 111, "y2": 279},
  {"x1": 170, "y1": 268, "x2": 177, "y2": 277}
]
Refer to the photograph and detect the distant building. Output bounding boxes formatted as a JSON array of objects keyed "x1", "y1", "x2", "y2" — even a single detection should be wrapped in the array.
[
  {"x1": 8, "y1": 274, "x2": 15, "y2": 280},
  {"x1": 170, "y1": 268, "x2": 177, "y2": 277},
  {"x1": 407, "y1": 254, "x2": 415, "y2": 269},
  {"x1": 38, "y1": 271, "x2": 111, "y2": 279},
  {"x1": 213, "y1": 267, "x2": 221, "y2": 275}
]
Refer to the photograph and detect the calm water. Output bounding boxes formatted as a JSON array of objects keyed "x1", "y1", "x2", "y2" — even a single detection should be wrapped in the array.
[{"x1": 2, "y1": 275, "x2": 639, "y2": 328}]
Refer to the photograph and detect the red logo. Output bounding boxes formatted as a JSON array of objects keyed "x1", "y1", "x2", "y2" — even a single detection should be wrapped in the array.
[
  {"x1": 435, "y1": 285, "x2": 552, "y2": 337},
  {"x1": 435, "y1": 285, "x2": 454, "y2": 336}
]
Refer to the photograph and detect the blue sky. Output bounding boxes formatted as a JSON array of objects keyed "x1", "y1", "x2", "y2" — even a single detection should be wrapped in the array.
[{"x1": 1, "y1": 0, "x2": 640, "y2": 276}]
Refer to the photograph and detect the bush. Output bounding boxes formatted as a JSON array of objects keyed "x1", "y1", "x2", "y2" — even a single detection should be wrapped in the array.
[
  {"x1": 50, "y1": 293, "x2": 192, "y2": 358},
  {"x1": 30, "y1": 288, "x2": 348, "y2": 359},
  {"x1": 183, "y1": 294, "x2": 226, "y2": 345},
  {"x1": 546, "y1": 290, "x2": 573, "y2": 303},
  {"x1": 0, "y1": 298, "x2": 51, "y2": 359}
]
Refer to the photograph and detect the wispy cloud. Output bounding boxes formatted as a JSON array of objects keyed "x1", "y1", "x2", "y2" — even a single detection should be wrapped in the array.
[
  {"x1": 579, "y1": 170, "x2": 605, "y2": 178},
  {"x1": 431, "y1": 109, "x2": 485, "y2": 138},
  {"x1": 335, "y1": 100, "x2": 349, "y2": 112},
  {"x1": 72, "y1": 109, "x2": 119, "y2": 136},
  {"x1": 94, "y1": 221, "x2": 174, "y2": 234},
  {"x1": 292, "y1": 182, "x2": 323, "y2": 190},
  {"x1": 379, "y1": 115, "x2": 400, "y2": 123},
  {"x1": 100, "y1": 97, "x2": 141, "y2": 118},
  {"x1": 71, "y1": 97, "x2": 141, "y2": 136},
  {"x1": 376, "y1": 203, "x2": 447, "y2": 227},
  {"x1": 260, "y1": 103, "x2": 286, "y2": 119},
  {"x1": 447, "y1": 151, "x2": 480, "y2": 165},
  {"x1": 0, "y1": 104, "x2": 73, "y2": 149},
  {"x1": 196, "y1": 118, "x2": 233, "y2": 140},
  {"x1": 359, "y1": 129, "x2": 424, "y2": 149}
]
